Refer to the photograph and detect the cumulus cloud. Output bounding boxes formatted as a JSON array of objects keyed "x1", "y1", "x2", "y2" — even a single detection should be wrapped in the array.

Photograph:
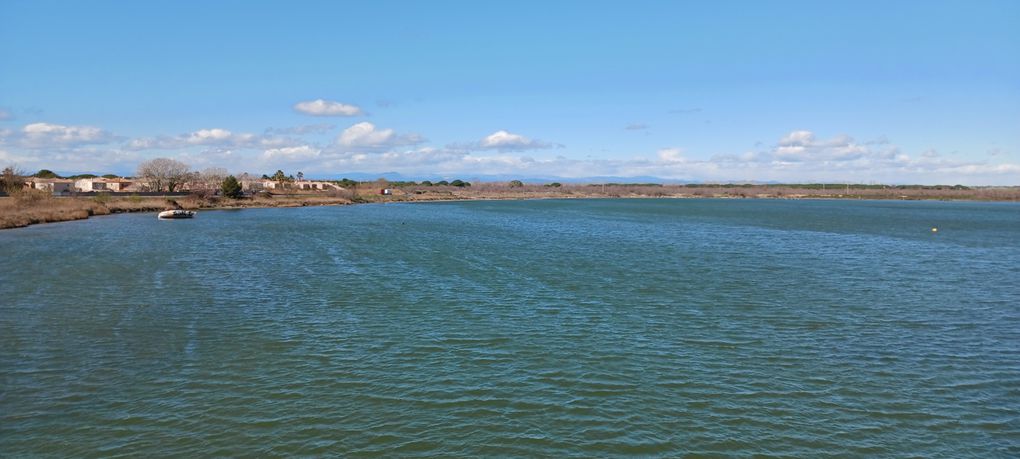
[
  {"x1": 335, "y1": 122, "x2": 423, "y2": 150},
  {"x1": 458, "y1": 130, "x2": 560, "y2": 152},
  {"x1": 126, "y1": 128, "x2": 302, "y2": 151},
  {"x1": 4, "y1": 120, "x2": 1018, "y2": 186},
  {"x1": 263, "y1": 145, "x2": 321, "y2": 161},
  {"x1": 771, "y1": 130, "x2": 876, "y2": 162},
  {"x1": 293, "y1": 99, "x2": 363, "y2": 117},
  {"x1": 17, "y1": 122, "x2": 116, "y2": 148}
]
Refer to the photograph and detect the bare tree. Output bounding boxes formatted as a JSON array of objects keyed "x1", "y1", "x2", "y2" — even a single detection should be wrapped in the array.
[
  {"x1": 137, "y1": 158, "x2": 192, "y2": 192},
  {"x1": 1, "y1": 166, "x2": 26, "y2": 194},
  {"x1": 196, "y1": 167, "x2": 228, "y2": 192}
]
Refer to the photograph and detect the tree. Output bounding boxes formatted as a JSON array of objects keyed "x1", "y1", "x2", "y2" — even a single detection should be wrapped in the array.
[
  {"x1": 450, "y1": 179, "x2": 469, "y2": 187},
  {"x1": 420, "y1": 180, "x2": 433, "y2": 186},
  {"x1": 508, "y1": 180, "x2": 524, "y2": 188},
  {"x1": 137, "y1": 158, "x2": 192, "y2": 192},
  {"x1": 101, "y1": 174, "x2": 118, "y2": 179},
  {"x1": 198, "y1": 167, "x2": 228, "y2": 190},
  {"x1": 296, "y1": 171, "x2": 304, "y2": 181},
  {"x1": 34, "y1": 169, "x2": 60, "y2": 179},
  {"x1": 1, "y1": 166, "x2": 25, "y2": 193},
  {"x1": 546, "y1": 182, "x2": 562, "y2": 188},
  {"x1": 436, "y1": 180, "x2": 449, "y2": 186},
  {"x1": 221, "y1": 175, "x2": 243, "y2": 199}
]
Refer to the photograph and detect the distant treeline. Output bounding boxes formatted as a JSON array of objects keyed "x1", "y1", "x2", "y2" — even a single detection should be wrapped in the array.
[{"x1": 330, "y1": 178, "x2": 472, "y2": 188}]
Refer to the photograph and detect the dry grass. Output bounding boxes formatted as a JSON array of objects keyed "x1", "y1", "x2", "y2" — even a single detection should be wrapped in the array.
[{"x1": 0, "y1": 192, "x2": 354, "y2": 230}]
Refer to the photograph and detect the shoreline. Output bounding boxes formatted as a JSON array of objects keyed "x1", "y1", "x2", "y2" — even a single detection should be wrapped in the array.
[{"x1": 2, "y1": 190, "x2": 1018, "y2": 231}]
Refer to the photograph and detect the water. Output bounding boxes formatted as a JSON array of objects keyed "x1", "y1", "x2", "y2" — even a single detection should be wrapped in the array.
[{"x1": 1, "y1": 198, "x2": 1018, "y2": 457}]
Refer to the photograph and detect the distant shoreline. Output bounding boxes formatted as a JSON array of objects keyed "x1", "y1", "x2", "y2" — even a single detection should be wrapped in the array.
[{"x1": 2, "y1": 186, "x2": 1019, "y2": 231}]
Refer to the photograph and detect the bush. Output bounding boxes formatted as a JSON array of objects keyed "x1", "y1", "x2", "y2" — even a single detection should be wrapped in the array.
[
  {"x1": 508, "y1": 180, "x2": 524, "y2": 188},
  {"x1": 221, "y1": 175, "x2": 243, "y2": 199},
  {"x1": 93, "y1": 192, "x2": 111, "y2": 204},
  {"x1": 1, "y1": 166, "x2": 24, "y2": 193}
]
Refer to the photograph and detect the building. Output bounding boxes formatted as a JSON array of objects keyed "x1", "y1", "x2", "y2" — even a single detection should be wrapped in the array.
[
  {"x1": 262, "y1": 180, "x2": 344, "y2": 191},
  {"x1": 26, "y1": 178, "x2": 75, "y2": 194},
  {"x1": 295, "y1": 180, "x2": 343, "y2": 191},
  {"x1": 74, "y1": 177, "x2": 135, "y2": 192}
]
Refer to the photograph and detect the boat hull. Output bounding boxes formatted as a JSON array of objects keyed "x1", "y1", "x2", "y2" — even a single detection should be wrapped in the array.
[{"x1": 158, "y1": 210, "x2": 196, "y2": 219}]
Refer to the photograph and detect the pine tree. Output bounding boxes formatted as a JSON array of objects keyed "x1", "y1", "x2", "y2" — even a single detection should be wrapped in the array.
[{"x1": 221, "y1": 175, "x2": 243, "y2": 199}]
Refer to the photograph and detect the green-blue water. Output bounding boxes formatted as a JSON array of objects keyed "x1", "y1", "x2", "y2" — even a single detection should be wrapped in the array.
[{"x1": 2, "y1": 199, "x2": 1018, "y2": 457}]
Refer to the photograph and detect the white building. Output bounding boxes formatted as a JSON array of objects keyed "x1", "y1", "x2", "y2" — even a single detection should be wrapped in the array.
[
  {"x1": 27, "y1": 178, "x2": 75, "y2": 194},
  {"x1": 74, "y1": 177, "x2": 135, "y2": 192},
  {"x1": 262, "y1": 180, "x2": 344, "y2": 191}
]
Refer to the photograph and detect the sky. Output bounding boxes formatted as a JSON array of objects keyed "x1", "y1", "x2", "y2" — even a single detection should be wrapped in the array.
[{"x1": 1, "y1": 0, "x2": 1018, "y2": 184}]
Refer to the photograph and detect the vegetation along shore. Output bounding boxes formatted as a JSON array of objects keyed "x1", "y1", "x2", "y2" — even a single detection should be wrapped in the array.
[{"x1": 2, "y1": 162, "x2": 1018, "y2": 230}]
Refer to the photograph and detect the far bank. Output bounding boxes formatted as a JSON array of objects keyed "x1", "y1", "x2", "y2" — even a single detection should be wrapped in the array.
[{"x1": 2, "y1": 183, "x2": 1019, "y2": 231}]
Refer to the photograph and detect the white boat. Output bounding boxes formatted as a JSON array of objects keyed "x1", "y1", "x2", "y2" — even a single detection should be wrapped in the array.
[{"x1": 158, "y1": 210, "x2": 196, "y2": 219}]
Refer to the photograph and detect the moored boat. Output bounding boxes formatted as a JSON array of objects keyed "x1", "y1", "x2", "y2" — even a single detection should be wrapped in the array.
[{"x1": 158, "y1": 210, "x2": 196, "y2": 219}]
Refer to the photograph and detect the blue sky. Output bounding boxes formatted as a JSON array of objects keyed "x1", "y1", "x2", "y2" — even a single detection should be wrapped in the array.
[{"x1": 1, "y1": 0, "x2": 1018, "y2": 184}]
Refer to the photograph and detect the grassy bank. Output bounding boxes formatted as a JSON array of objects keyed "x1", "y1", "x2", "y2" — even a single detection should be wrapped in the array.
[
  {"x1": 0, "y1": 191, "x2": 354, "y2": 230},
  {"x1": 2, "y1": 184, "x2": 1018, "y2": 230}
]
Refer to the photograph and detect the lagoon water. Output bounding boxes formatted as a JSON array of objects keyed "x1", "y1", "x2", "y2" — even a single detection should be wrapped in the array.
[{"x1": 1, "y1": 199, "x2": 1019, "y2": 457}]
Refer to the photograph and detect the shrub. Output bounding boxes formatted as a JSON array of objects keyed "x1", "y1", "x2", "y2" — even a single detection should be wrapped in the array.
[
  {"x1": 1, "y1": 166, "x2": 24, "y2": 193},
  {"x1": 93, "y1": 192, "x2": 111, "y2": 204},
  {"x1": 221, "y1": 175, "x2": 243, "y2": 199}
]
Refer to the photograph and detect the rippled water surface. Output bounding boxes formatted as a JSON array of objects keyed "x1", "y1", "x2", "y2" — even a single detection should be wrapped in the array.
[{"x1": 2, "y1": 199, "x2": 1019, "y2": 457}]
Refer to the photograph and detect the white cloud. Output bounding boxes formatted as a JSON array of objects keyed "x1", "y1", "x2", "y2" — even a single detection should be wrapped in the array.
[
  {"x1": 335, "y1": 122, "x2": 423, "y2": 150},
  {"x1": 658, "y1": 148, "x2": 684, "y2": 162},
  {"x1": 263, "y1": 145, "x2": 321, "y2": 161},
  {"x1": 126, "y1": 128, "x2": 302, "y2": 151},
  {"x1": 0, "y1": 109, "x2": 12, "y2": 121},
  {"x1": 186, "y1": 128, "x2": 235, "y2": 144},
  {"x1": 293, "y1": 99, "x2": 363, "y2": 117},
  {"x1": 468, "y1": 130, "x2": 559, "y2": 152},
  {"x1": 18, "y1": 122, "x2": 116, "y2": 147},
  {"x1": 4, "y1": 121, "x2": 1018, "y2": 186},
  {"x1": 771, "y1": 131, "x2": 875, "y2": 162}
]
